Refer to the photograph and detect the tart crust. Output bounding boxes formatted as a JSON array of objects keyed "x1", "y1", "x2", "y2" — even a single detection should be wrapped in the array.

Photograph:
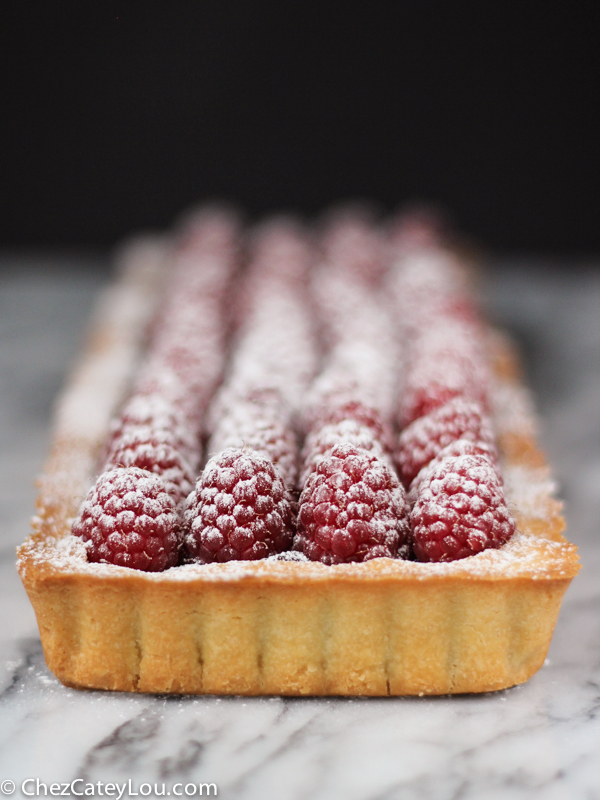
[{"x1": 17, "y1": 244, "x2": 580, "y2": 696}]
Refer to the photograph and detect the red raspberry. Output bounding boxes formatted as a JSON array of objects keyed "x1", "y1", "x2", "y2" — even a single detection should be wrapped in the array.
[
  {"x1": 305, "y1": 400, "x2": 389, "y2": 450},
  {"x1": 106, "y1": 394, "x2": 198, "y2": 466},
  {"x1": 71, "y1": 467, "x2": 182, "y2": 571},
  {"x1": 296, "y1": 444, "x2": 410, "y2": 565},
  {"x1": 411, "y1": 454, "x2": 515, "y2": 562},
  {"x1": 322, "y1": 212, "x2": 385, "y2": 286},
  {"x1": 182, "y1": 448, "x2": 294, "y2": 563},
  {"x1": 246, "y1": 219, "x2": 310, "y2": 290},
  {"x1": 400, "y1": 320, "x2": 490, "y2": 427},
  {"x1": 388, "y1": 245, "x2": 481, "y2": 338},
  {"x1": 396, "y1": 399, "x2": 496, "y2": 486},
  {"x1": 139, "y1": 341, "x2": 223, "y2": 426},
  {"x1": 301, "y1": 419, "x2": 387, "y2": 484},
  {"x1": 406, "y1": 438, "x2": 501, "y2": 506},
  {"x1": 403, "y1": 295, "x2": 481, "y2": 339},
  {"x1": 401, "y1": 354, "x2": 489, "y2": 427},
  {"x1": 137, "y1": 304, "x2": 226, "y2": 427},
  {"x1": 390, "y1": 207, "x2": 447, "y2": 251},
  {"x1": 104, "y1": 425, "x2": 195, "y2": 503},
  {"x1": 209, "y1": 393, "x2": 298, "y2": 488}
]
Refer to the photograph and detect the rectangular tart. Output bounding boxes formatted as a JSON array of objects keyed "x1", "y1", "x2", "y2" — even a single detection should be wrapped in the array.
[{"x1": 17, "y1": 236, "x2": 580, "y2": 696}]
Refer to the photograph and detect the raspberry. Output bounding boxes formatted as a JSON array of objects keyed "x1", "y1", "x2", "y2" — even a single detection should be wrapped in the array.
[
  {"x1": 132, "y1": 214, "x2": 235, "y2": 429},
  {"x1": 400, "y1": 320, "x2": 490, "y2": 426},
  {"x1": 182, "y1": 448, "x2": 294, "y2": 563},
  {"x1": 139, "y1": 330, "x2": 224, "y2": 426},
  {"x1": 301, "y1": 419, "x2": 388, "y2": 484},
  {"x1": 296, "y1": 444, "x2": 410, "y2": 564},
  {"x1": 411, "y1": 454, "x2": 515, "y2": 562},
  {"x1": 306, "y1": 260, "x2": 398, "y2": 447},
  {"x1": 306, "y1": 399, "x2": 389, "y2": 448},
  {"x1": 226, "y1": 290, "x2": 317, "y2": 413},
  {"x1": 391, "y1": 207, "x2": 447, "y2": 252},
  {"x1": 246, "y1": 218, "x2": 311, "y2": 290},
  {"x1": 396, "y1": 399, "x2": 496, "y2": 486},
  {"x1": 177, "y1": 207, "x2": 240, "y2": 271},
  {"x1": 106, "y1": 394, "x2": 198, "y2": 465},
  {"x1": 71, "y1": 467, "x2": 182, "y2": 571},
  {"x1": 322, "y1": 212, "x2": 385, "y2": 286},
  {"x1": 209, "y1": 392, "x2": 298, "y2": 487},
  {"x1": 388, "y1": 246, "x2": 480, "y2": 337},
  {"x1": 406, "y1": 438, "x2": 501, "y2": 506},
  {"x1": 104, "y1": 425, "x2": 196, "y2": 503}
]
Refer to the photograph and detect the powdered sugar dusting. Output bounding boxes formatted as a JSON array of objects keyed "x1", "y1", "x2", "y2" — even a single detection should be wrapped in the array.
[
  {"x1": 53, "y1": 241, "x2": 167, "y2": 445},
  {"x1": 295, "y1": 218, "x2": 412, "y2": 564},
  {"x1": 411, "y1": 453, "x2": 515, "y2": 562},
  {"x1": 205, "y1": 219, "x2": 317, "y2": 490},
  {"x1": 492, "y1": 381, "x2": 539, "y2": 441},
  {"x1": 182, "y1": 220, "x2": 317, "y2": 564},
  {"x1": 503, "y1": 464, "x2": 558, "y2": 519},
  {"x1": 21, "y1": 525, "x2": 575, "y2": 583},
  {"x1": 182, "y1": 447, "x2": 294, "y2": 563},
  {"x1": 66, "y1": 211, "x2": 239, "y2": 570},
  {"x1": 397, "y1": 398, "x2": 497, "y2": 486},
  {"x1": 19, "y1": 213, "x2": 578, "y2": 584},
  {"x1": 304, "y1": 223, "x2": 399, "y2": 440}
]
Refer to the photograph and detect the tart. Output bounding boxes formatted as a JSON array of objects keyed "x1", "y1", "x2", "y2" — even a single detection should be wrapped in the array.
[{"x1": 17, "y1": 211, "x2": 579, "y2": 696}]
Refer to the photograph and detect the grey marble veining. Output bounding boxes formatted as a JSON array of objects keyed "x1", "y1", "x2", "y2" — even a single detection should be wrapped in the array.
[{"x1": 1, "y1": 254, "x2": 600, "y2": 799}]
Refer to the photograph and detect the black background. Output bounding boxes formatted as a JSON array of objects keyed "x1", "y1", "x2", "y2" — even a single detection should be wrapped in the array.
[{"x1": 2, "y1": 1, "x2": 599, "y2": 251}]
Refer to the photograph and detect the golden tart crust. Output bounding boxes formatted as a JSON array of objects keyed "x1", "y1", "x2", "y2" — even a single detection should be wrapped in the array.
[{"x1": 17, "y1": 240, "x2": 579, "y2": 696}]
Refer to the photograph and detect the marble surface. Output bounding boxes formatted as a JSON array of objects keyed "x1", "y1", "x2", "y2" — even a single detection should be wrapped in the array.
[{"x1": 1, "y1": 253, "x2": 600, "y2": 799}]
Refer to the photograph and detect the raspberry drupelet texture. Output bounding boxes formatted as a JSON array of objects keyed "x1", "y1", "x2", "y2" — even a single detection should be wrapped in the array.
[
  {"x1": 183, "y1": 448, "x2": 294, "y2": 563},
  {"x1": 73, "y1": 210, "x2": 238, "y2": 573},
  {"x1": 208, "y1": 392, "x2": 298, "y2": 487},
  {"x1": 297, "y1": 218, "x2": 408, "y2": 564},
  {"x1": 301, "y1": 324, "x2": 398, "y2": 454},
  {"x1": 201, "y1": 219, "x2": 317, "y2": 507},
  {"x1": 411, "y1": 454, "x2": 515, "y2": 562},
  {"x1": 71, "y1": 467, "x2": 182, "y2": 571},
  {"x1": 407, "y1": 438, "x2": 501, "y2": 507},
  {"x1": 136, "y1": 304, "x2": 228, "y2": 428},
  {"x1": 399, "y1": 319, "x2": 490, "y2": 427},
  {"x1": 224, "y1": 219, "x2": 316, "y2": 412},
  {"x1": 300, "y1": 419, "x2": 388, "y2": 484},
  {"x1": 304, "y1": 397, "x2": 390, "y2": 451},
  {"x1": 396, "y1": 398, "x2": 497, "y2": 487},
  {"x1": 106, "y1": 394, "x2": 199, "y2": 466},
  {"x1": 104, "y1": 424, "x2": 196, "y2": 503},
  {"x1": 239, "y1": 218, "x2": 312, "y2": 318},
  {"x1": 133, "y1": 210, "x2": 238, "y2": 428},
  {"x1": 296, "y1": 443, "x2": 410, "y2": 564},
  {"x1": 388, "y1": 247, "x2": 478, "y2": 338}
]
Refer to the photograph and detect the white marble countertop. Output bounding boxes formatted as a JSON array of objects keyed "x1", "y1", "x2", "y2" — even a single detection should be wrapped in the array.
[{"x1": 1, "y1": 253, "x2": 599, "y2": 800}]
